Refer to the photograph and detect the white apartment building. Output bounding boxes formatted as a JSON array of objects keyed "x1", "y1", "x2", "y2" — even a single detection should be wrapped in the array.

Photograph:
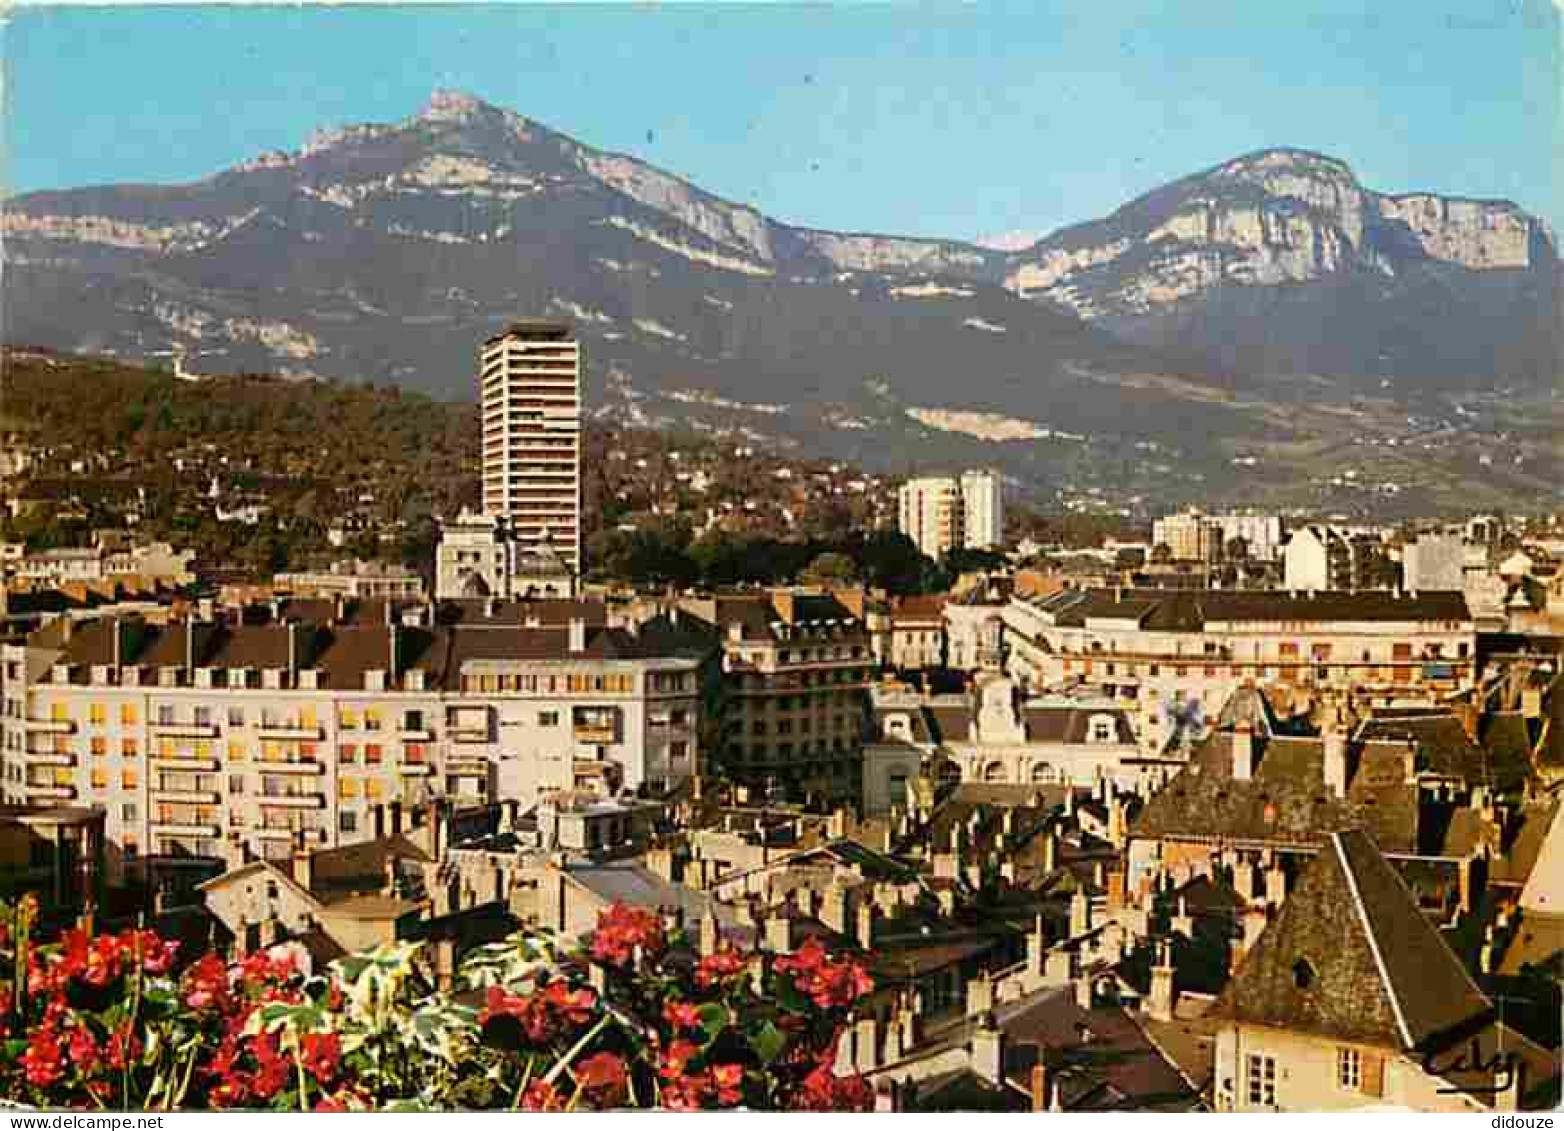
[
  {"x1": 479, "y1": 320, "x2": 583, "y2": 577},
  {"x1": 1402, "y1": 532, "x2": 1465, "y2": 592},
  {"x1": 0, "y1": 599, "x2": 700, "y2": 882},
  {"x1": 434, "y1": 510, "x2": 574, "y2": 600},
  {"x1": 898, "y1": 470, "x2": 1004, "y2": 557},
  {"x1": 958, "y1": 470, "x2": 1003, "y2": 549},
  {"x1": 1003, "y1": 587, "x2": 1476, "y2": 750}
]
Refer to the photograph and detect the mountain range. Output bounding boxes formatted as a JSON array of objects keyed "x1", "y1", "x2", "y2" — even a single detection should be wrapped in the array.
[{"x1": 4, "y1": 90, "x2": 1559, "y2": 514}]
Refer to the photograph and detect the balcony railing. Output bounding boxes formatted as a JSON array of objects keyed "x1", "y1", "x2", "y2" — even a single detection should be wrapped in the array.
[
  {"x1": 151, "y1": 822, "x2": 220, "y2": 838},
  {"x1": 573, "y1": 723, "x2": 617, "y2": 745},
  {"x1": 153, "y1": 788, "x2": 221, "y2": 804},
  {"x1": 257, "y1": 724, "x2": 325, "y2": 741},
  {"x1": 24, "y1": 718, "x2": 76, "y2": 734},
  {"x1": 23, "y1": 751, "x2": 76, "y2": 767},
  {"x1": 151, "y1": 756, "x2": 220, "y2": 771},
  {"x1": 150, "y1": 722, "x2": 219, "y2": 739},
  {"x1": 255, "y1": 760, "x2": 324, "y2": 775},
  {"x1": 257, "y1": 793, "x2": 325, "y2": 809},
  {"x1": 23, "y1": 783, "x2": 75, "y2": 800}
]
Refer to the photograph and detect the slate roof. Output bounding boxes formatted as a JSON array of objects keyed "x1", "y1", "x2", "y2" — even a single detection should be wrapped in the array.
[
  {"x1": 1210, "y1": 829, "x2": 1491, "y2": 1053},
  {"x1": 1358, "y1": 711, "x2": 1527, "y2": 792},
  {"x1": 1131, "y1": 729, "x2": 1421, "y2": 852}
]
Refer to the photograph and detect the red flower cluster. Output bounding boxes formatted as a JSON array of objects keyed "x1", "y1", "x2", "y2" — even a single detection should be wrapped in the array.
[
  {"x1": 653, "y1": 1036, "x2": 747, "y2": 1111},
  {"x1": 589, "y1": 904, "x2": 665, "y2": 967},
  {"x1": 28, "y1": 926, "x2": 179, "y2": 996},
  {"x1": 575, "y1": 1051, "x2": 629, "y2": 1107},
  {"x1": 794, "y1": 1060, "x2": 874, "y2": 1112},
  {"x1": 773, "y1": 937, "x2": 874, "y2": 1010},
  {"x1": 479, "y1": 979, "x2": 598, "y2": 1045},
  {"x1": 694, "y1": 947, "x2": 749, "y2": 990}
]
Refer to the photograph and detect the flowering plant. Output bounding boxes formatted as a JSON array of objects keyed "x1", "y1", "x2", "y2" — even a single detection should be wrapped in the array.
[{"x1": 0, "y1": 896, "x2": 876, "y2": 1111}]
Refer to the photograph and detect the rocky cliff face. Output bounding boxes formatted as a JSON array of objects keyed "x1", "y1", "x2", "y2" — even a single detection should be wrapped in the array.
[{"x1": 1001, "y1": 148, "x2": 1550, "y2": 321}]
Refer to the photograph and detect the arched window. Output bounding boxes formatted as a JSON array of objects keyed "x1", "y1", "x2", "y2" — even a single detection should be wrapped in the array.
[
  {"x1": 1030, "y1": 761, "x2": 1054, "y2": 783},
  {"x1": 982, "y1": 761, "x2": 1007, "y2": 783}
]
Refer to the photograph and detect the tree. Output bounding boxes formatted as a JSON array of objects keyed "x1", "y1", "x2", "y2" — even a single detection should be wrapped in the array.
[
  {"x1": 799, "y1": 551, "x2": 859, "y2": 586},
  {"x1": 1151, "y1": 542, "x2": 1174, "y2": 564}
]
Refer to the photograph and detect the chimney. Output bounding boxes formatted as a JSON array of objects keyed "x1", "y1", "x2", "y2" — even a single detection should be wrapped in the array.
[
  {"x1": 291, "y1": 839, "x2": 313, "y2": 892},
  {"x1": 854, "y1": 1012, "x2": 880, "y2": 1072},
  {"x1": 433, "y1": 939, "x2": 456, "y2": 992},
  {"x1": 970, "y1": 1011, "x2": 1005, "y2": 1084},
  {"x1": 1027, "y1": 913, "x2": 1047, "y2": 977},
  {"x1": 1070, "y1": 890, "x2": 1091, "y2": 938},
  {"x1": 1232, "y1": 722, "x2": 1254, "y2": 780},
  {"x1": 568, "y1": 617, "x2": 587, "y2": 654},
  {"x1": 1148, "y1": 939, "x2": 1177, "y2": 1022},
  {"x1": 1265, "y1": 862, "x2": 1287, "y2": 906},
  {"x1": 185, "y1": 616, "x2": 196, "y2": 673},
  {"x1": 699, "y1": 912, "x2": 720, "y2": 958},
  {"x1": 764, "y1": 913, "x2": 795, "y2": 954},
  {"x1": 856, "y1": 901, "x2": 877, "y2": 949},
  {"x1": 1324, "y1": 726, "x2": 1348, "y2": 798},
  {"x1": 286, "y1": 622, "x2": 299, "y2": 677},
  {"x1": 1042, "y1": 830, "x2": 1059, "y2": 873},
  {"x1": 1172, "y1": 895, "x2": 1193, "y2": 937},
  {"x1": 1073, "y1": 970, "x2": 1094, "y2": 1010},
  {"x1": 1029, "y1": 1049, "x2": 1055, "y2": 1113},
  {"x1": 1233, "y1": 859, "x2": 1258, "y2": 904},
  {"x1": 388, "y1": 623, "x2": 399, "y2": 677},
  {"x1": 389, "y1": 800, "x2": 404, "y2": 836},
  {"x1": 1403, "y1": 738, "x2": 1418, "y2": 783},
  {"x1": 821, "y1": 882, "x2": 850, "y2": 934}
]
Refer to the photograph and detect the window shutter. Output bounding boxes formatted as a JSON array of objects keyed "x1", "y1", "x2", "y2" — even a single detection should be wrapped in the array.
[{"x1": 1361, "y1": 1052, "x2": 1385, "y2": 1098}]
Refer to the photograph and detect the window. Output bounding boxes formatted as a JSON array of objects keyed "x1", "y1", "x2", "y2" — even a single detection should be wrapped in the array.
[
  {"x1": 89, "y1": 702, "x2": 107, "y2": 725},
  {"x1": 157, "y1": 705, "x2": 175, "y2": 725},
  {"x1": 1337, "y1": 1047, "x2": 1361, "y2": 1092},
  {"x1": 122, "y1": 737, "x2": 139, "y2": 758},
  {"x1": 194, "y1": 707, "x2": 211, "y2": 727},
  {"x1": 228, "y1": 741, "x2": 245, "y2": 762},
  {"x1": 364, "y1": 709, "x2": 382, "y2": 731},
  {"x1": 341, "y1": 709, "x2": 360, "y2": 729},
  {"x1": 229, "y1": 775, "x2": 245, "y2": 794},
  {"x1": 228, "y1": 707, "x2": 245, "y2": 727},
  {"x1": 121, "y1": 803, "x2": 137, "y2": 822},
  {"x1": 122, "y1": 768, "x2": 139, "y2": 789},
  {"x1": 339, "y1": 811, "x2": 357, "y2": 834},
  {"x1": 340, "y1": 743, "x2": 357, "y2": 763},
  {"x1": 91, "y1": 736, "x2": 108, "y2": 757},
  {"x1": 365, "y1": 744, "x2": 383, "y2": 765},
  {"x1": 51, "y1": 701, "x2": 70, "y2": 722},
  {"x1": 539, "y1": 711, "x2": 559, "y2": 727},
  {"x1": 119, "y1": 702, "x2": 138, "y2": 725},
  {"x1": 366, "y1": 780, "x2": 384, "y2": 801},
  {"x1": 1245, "y1": 1054, "x2": 1276, "y2": 1108},
  {"x1": 339, "y1": 778, "x2": 361, "y2": 800},
  {"x1": 91, "y1": 767, "x2": 108, "y2": 790}
]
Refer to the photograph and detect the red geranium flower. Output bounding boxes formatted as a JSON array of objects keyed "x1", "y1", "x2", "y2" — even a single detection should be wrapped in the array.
[
  {"x1": 575, "y1": 1051, "x2": 629, "y2": 1106},
  {"x1": 300, "y1": 1032, "x2": 342, "y2": 1084},
  {"x1": 590, "y1": 903, "x2": 665, "y2": 967}
]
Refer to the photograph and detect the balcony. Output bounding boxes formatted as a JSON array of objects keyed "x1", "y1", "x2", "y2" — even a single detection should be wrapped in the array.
[
  {"x1": 24, "y1": 718, "x2": 76, "y2": 734},
  {"x1": 150, "y1": 721, "x2": 219, "y2": 739},
  {"x1": 446, "y1": 756, "x2": 489, "y2": 775},
  {"x1": 573, "y1": 723, "x2": 617, "y2": 746},
  {"x1": 256, "y1": 760, "x2": 325, "y2": 776},
  {"x1": 257, "y1": 724, "x2": 324, "y2": 741},
  {"x1": 252, "y1": 826, "x2": 326, "y2": 843},
  {"x1": 23, "y1": 751, "x2": 76, "y2": 767},
  {"x1": 449, "y1": 724, "x2": 489, "y2": 743},
  {"x1": 153, "y1": 789, "x2": 221, "y2": 805},
  {"x1": 398, "y1": 762, "x2": 433, "y2": 777},
  {"x1": 152, "y1": 756, "x2": 220, "y2": 772},
  {"x1": 257, "y1": 793, "x2": 324, "y2": 809},
  {"x1": 397, "y1": 728, "x2": 433, "y2": 742},
  {"x1": 23, "y1": 783, "x2": 75, "y2": 800},
  {"x1": 151, "y1": 822, "x2": 220, "y2": 838}
]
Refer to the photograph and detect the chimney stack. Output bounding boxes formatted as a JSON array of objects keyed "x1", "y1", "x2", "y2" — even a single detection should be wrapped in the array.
[
  {"x1": 1148, "y1": 939, "x2": 1177, "y2": 1022},
  {"x1": 1070, "y1": 890, "x2": 1091, "y2": 938},
  {"x1": 1324, "y1": 725, "x2": 1348, "y2": 798},
  {"x1": 291, "y1": 835, "x2": 313, "y2": 893},
  {"x1": 970, "y1": 1011, "x2": 1005, "y2": 1084},
  {"x1": 1232, "y1": 722, "x2": 1255, "y2": 780},
  {"x1": 568, "y1": 617, "x2": 587, "y2": 654}
]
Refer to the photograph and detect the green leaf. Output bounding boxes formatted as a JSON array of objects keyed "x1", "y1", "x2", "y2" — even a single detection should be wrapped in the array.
[
  {"x1": 749, "y1": 1021, "x2": 787, "y2": 1066},
  {"x1": 696, "y1": 1002, "x2": 731, "y2": 1045}
]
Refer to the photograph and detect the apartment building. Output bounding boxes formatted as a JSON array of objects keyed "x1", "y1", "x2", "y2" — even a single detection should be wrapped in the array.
[
  {"x1": 1152, "y1": 510, "x2": 1222, "y2": 563},
  {"x1": 276, "y1": 560, "x2": 426, "y2": 600},
  {"x1": 1003, "y1": 587, "x2": 1476, "y2": 749},
  {"x1": 478, "y1": 320, "x2": 583, "y2": 578},
  {"x1": 676, "y1": 592, "x2": 873, "y2": 804},
  {"x1": 434, "y1": 510, "x2": 574, "y2": 600},
  {"x1": 897, "y1": 470, "x2": 1004, "y2": 557},
  {"x1": 1283, "y1": 526, "x2": 1395, "y2": 591},
  {"x1": 0, "y1": 597, "x2": 700, "y2": 883}
]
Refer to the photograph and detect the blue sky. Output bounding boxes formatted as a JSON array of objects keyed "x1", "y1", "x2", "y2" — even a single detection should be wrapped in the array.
[{"x1": 5, "y1": 2, "x2": 1560, "y2": 242}]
